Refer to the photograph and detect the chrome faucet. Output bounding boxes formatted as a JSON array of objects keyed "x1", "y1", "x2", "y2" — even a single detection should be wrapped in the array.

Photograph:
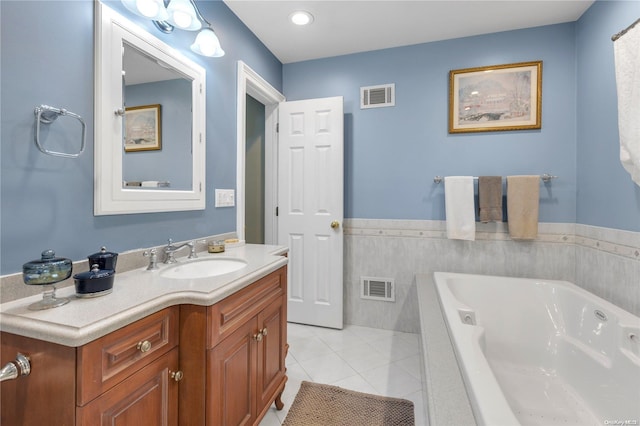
[
  {"x1": 143, "y1": 248, "x2": 159, "y2": 270},
  {"x1": 163, "y1": 239, "x2": 197, "y2": 264}
]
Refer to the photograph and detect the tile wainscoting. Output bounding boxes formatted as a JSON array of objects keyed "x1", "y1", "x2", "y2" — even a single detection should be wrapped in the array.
[
  {"x1": 575, "y1": 224, "x2": 640, "y2": 316},
  {"x1": 344, "y1": 219, "x2": 639, "y2": 333}
]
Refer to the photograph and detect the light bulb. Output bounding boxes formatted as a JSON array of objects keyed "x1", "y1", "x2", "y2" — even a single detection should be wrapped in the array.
[
  {"x1": 137, "y1": 0, "x2": 159, "y2": 18},
  {"x1": 121, "y1": 0, "x2": 168, "y2": 20},
  {"x1": 191, "y1": 28, "x2": 225, "y2": 57},
  {"x1": 166, "y1": 0, "x2": 201, "y2": 31},
  {"x1": 290, "y1": 11, "x2": 313, "y2": 26},
  {"x1": 172, "y1": 10, "x2": 192, "y2": 28}
]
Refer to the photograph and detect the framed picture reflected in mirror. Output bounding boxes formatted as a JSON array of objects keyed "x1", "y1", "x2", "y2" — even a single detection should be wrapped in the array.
[{"x1": 124, "y1": 104, "x2": 162, "y2": 151}]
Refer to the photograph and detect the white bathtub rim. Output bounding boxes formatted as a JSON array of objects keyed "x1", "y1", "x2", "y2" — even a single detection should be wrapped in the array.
[
  {"x1": 433, "y1": 271, "x2": 640, "y2": 426},
  {"x1": 434, "y1": 272, "x2": 521, "y2": 426},
  {"x1": 415, "y1": 273, "x2": 477, "y2": 426}
]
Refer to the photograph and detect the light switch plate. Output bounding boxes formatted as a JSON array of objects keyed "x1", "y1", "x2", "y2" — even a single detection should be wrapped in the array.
[{"x1": 215, "y1": 189, "x2": 235, "y2": 207}]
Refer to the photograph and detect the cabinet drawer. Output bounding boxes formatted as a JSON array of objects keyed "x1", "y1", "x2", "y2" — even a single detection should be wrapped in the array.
[
  {"x1": 77, "y1": 306, "x2": 178, "y2": 405},
  {"x1": 207, "y1": 267, "x2": 285, "y2": 349},
  {"x1": 77, "y1": 348, "x2": 179, "y2": 426}
]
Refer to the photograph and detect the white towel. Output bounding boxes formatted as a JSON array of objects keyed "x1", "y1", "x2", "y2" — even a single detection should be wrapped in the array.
[
  {"x1": 445, "y1": 176, "x2": 475, "y2": 241},
  {"x1": 614, "y1": 23, "x2": 640, "y2": 186}
]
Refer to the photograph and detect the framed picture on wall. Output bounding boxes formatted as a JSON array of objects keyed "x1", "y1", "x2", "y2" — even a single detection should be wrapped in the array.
[
  {"x1": 124, "y1": 104, "x2": 162, "y2": 152},
  {"x1": 449, "y1": 61, "x2": 542, "y2": 133}
]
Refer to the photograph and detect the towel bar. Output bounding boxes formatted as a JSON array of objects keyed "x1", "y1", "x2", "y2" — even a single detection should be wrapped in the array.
[{"x1": 433, "y1": 174, "x2": 558, "y2": 184}]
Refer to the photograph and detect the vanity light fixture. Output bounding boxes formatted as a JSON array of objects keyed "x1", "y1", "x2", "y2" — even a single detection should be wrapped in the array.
[
  {"x1": 290, "y1": 10, "x2": 314, "y2": 26},
  {"x1": 120, "y1": 0, "x2": 225, "y2": 57}
]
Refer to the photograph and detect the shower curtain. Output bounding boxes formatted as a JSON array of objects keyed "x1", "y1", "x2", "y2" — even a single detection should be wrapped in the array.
[{"x1": 614, "y1": 22, "x2": 640, "y2": 186}]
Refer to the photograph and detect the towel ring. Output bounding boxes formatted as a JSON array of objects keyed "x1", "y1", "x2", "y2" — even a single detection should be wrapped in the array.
[{"x1": 34, "y1": 105, "x2": 86, "y2": 158}]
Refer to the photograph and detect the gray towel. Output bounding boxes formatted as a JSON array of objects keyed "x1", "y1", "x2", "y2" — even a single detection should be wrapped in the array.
[{"x1": 478, "y1": 176, "x2": 503, "y2": 223}]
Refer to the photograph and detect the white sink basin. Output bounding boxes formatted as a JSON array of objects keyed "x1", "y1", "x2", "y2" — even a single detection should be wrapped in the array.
[{"x1": 160, "y1": 258, "x2": 248, "y2": 279}]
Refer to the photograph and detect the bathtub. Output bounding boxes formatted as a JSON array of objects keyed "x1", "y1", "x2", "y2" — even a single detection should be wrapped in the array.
[{"x1": 433, "y1": 272, "x2": 640, "y2": 426}]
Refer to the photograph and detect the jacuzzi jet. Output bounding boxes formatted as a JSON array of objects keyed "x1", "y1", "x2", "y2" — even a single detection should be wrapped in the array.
[
  {"x1": 459, "y1": 309, "x2": 476, "y2": 325},
  {"x1": 594, "y1": 310, "x2": 608, "y2": 321}
]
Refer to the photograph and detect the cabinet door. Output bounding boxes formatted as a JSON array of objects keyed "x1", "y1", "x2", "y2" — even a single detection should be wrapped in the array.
[
  {"x1": 77, "y1": 348, "x2": 179, "y2": 426},
  {"x1": 256, "y1": 296, "x2": 287, "y2": 415},
  {"x1": 207, "y1": 317, "x2": 258, "y2": 426},
  {"x1": 1, "y1": 332, "x2": 76, "y2": 426}
]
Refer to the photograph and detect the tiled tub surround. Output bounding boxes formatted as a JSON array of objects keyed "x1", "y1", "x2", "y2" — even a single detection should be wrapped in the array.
[
  {"x1": 345, "y1": 219, "x2": 639, "y2": 333},
  {"x1": 0, "y1": 232, "x2": 236, "y2": 304}
]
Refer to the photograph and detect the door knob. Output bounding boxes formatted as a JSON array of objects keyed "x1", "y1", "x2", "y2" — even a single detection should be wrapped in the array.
[{"x1": 330, "y1": 220, "x2": 340, "y2": 229}]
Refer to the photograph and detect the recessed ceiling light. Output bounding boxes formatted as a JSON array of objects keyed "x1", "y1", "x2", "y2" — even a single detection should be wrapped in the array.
[{"x1": 290, "y1": 11, "x2": 314, "y2": 26}]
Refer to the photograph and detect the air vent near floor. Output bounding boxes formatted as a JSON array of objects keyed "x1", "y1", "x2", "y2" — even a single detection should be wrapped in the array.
[
  {"x1": 360, "y1": 277, "x2": 395, "y2": 302},
  {"x1": 360, "y1": 84, "x2": 395, "y2": 109}
]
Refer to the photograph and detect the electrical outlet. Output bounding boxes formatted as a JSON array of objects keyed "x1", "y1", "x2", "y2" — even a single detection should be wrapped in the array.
[{"x1": 215, "y1": 189, "x2": 235, "y2": 207}]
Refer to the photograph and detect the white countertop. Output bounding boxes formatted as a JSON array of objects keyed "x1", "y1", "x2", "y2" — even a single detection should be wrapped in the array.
[{"x1": 0, "y1": 244, "x2": 288, "y2": 347}]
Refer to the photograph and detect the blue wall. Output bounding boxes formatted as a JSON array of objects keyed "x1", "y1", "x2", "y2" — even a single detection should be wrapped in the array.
[
  {"x1": 283, "y1": 1, "x2": 640, "y2": 232},
  {"x1": 0, "y1": 0, "x2": 282, "y2": 274},
  {"x1": 576, "y1": 0, "x2": 640, "y2": 231},
  {"x1": 284, "y1": 24, "x2": 578, "y2": 223},
  {"x1": 2, "y1": 1, "x2": 638, "y2": 275}
]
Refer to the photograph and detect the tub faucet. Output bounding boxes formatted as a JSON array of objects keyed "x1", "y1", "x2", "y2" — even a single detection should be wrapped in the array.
[{"x1": 163, "y1": 239, "x2": 197, "y2": 264}]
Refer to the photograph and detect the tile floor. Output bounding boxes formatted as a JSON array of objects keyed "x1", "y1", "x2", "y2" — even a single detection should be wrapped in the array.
[{"x1": 260, "y1": 322, "x2": 427, "y2": 426}]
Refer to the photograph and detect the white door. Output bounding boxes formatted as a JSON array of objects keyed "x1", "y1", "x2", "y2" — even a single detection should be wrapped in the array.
[{"x1": 278, "y1": 96, "x2": 344, "y2": 329}]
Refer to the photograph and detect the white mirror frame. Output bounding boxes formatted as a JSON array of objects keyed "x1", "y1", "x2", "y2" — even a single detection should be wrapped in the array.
[{"x1": 94, "y1": 3, "x2": 206, "y2": 215}]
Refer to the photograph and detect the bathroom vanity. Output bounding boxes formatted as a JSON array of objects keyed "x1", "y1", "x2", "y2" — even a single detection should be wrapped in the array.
[{"x1": 0, "y1": 244, "x2": 288, "y2": 426}]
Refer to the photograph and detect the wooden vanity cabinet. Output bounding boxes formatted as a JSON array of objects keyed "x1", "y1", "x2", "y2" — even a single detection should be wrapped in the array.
[
  {"x1": 1, "y1": 307, "x2": 179, "y2": 426},
  {"x1": 0, "y1": 265, "x2": 287, "y2": 426},
  {"x1": 180, "y1": 266, "x2": 288, "y2": 426}
]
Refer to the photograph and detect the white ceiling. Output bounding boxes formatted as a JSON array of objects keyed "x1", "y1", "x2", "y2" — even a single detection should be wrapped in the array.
[{"x1": 222, "y1": 0, "x2": 594, "y2": 64}]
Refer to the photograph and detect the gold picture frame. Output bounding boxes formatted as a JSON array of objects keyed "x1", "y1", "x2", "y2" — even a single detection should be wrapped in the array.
[
  {"x1": 449, "y1": 61, "x2": 542, "y2": 133},
  {"x1": 124, "y1": 104, "x2": 162, "y2": 151}
]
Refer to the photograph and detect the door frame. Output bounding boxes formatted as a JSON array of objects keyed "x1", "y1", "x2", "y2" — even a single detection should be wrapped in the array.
[{"x1": 236, "y1": 61, "x2": 285, "y2": 244}]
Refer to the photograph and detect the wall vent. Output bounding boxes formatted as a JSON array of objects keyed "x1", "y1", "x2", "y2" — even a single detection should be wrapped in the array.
[
  {"x1": 360, "y1": 277, "x2": 395, "y2": 302},
  {"x1": 360, "y1": 84, "x2": 395, "y2": 109}
]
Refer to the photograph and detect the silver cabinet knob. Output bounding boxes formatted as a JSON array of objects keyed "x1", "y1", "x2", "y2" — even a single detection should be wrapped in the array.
[
  {"x1": 137, "y1": 340, "x2": 152, "y2": 353},
  {"x1": 170, "y1": 370, "x2": 184, "y2": 382}
]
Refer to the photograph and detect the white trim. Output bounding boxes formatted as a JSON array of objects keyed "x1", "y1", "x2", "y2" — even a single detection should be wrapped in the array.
[
  {"x1": 236, "y1": 61, "x2": 285, "y2": 243},
  {"x1": 94, "y1": 3, "x2": 206, "y2": 215}
]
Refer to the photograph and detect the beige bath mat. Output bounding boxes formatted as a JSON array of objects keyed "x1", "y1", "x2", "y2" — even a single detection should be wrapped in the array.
[{"x1": 282, "y1": 381, "x2": 415, "y2": 426}]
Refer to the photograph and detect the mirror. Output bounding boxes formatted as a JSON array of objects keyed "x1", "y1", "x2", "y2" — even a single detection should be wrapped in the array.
[
  {"x1": 122, "y1": 44, "x2": 193, "y2": 191},
  {"x1": 94, "y1": 3, "x2": 206, "y2": 215}
]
